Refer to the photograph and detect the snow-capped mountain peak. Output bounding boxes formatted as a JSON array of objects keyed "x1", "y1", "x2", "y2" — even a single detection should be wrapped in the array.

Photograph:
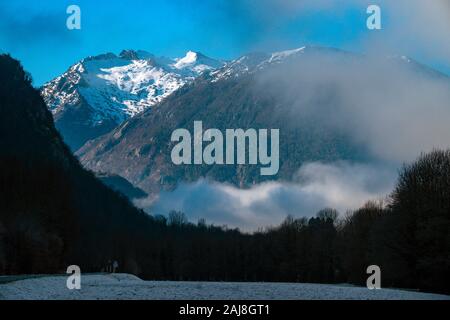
[
  {"x1": 173, "y1": 50, "x2": 225, "y2": 75},
  {"x1": 41, "y1": 50, "x2": 225, "y2": 150},
  {"x1": 174, "y1": 51, "x2": 199, "y2": 68},
  {"x1": 41, "y1": 46, "x2": 351, "y2": 151}
]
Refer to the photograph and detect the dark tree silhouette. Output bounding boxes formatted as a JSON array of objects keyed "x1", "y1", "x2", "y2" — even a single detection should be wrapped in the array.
[{"x1": 386, "y1": 150, "x2": 450, "y2": 292}]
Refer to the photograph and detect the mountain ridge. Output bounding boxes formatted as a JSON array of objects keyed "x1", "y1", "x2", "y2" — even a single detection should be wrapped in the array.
[
  {"x1": 41, "y1": 50, "x2": 225, "y2": 150},
  {"x1": 76, "y1": 45, "x2": 450, "y2": 195}
]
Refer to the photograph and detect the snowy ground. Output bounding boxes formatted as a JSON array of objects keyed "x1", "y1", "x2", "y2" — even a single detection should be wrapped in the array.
[{"x1": 0, "y1": 274, "x2": 449, "y2": 300}]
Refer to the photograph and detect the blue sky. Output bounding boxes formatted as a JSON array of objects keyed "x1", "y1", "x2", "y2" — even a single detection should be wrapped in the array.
[{"x1": 0, "y1": 0, "x2": 449, "y2": 86}]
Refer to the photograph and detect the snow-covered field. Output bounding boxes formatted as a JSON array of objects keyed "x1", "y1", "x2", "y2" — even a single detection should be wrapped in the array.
[{"x1": 0, "y1": 274, "x2": 448, "y2": 300}]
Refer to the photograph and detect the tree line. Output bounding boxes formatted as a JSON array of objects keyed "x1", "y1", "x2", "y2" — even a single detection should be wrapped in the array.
[
  {"x1": 1, "y1": 151, "x2": 448, "y2": 294},
  {"x1": 136, "y1": 150, "x2": 449, "y2": 294}
]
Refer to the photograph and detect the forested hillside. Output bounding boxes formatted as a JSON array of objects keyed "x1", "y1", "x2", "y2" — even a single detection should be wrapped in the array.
[{"x1": 0, "y1": 54, "x2": 155, "y2": 274}]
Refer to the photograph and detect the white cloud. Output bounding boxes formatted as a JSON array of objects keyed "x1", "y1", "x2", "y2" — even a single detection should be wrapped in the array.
[
  {"x1": 256, "y1": 51, "x2": 450, "y2": 163},
  {"x1": 135, "y1": 162, "x2": 396, "y2": 231}
]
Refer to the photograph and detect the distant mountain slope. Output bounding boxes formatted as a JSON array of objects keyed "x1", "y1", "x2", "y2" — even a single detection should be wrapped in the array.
[
  {"x1": 98, "y1": 173, "x2": 148, "y2": 200},
  {"x1": 77, "y1": 46, "x2": 450, "y2": 194},
  {"x1": 41, "y1": 50, "x2": 224, "y2": 150},
  {"x1": 76, "y1": 47, "x2": 366, "y2": 193}
]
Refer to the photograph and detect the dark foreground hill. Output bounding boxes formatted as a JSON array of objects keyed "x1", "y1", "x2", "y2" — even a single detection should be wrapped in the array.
[{"x1": 0, "y1": 54, "x2": 154, "y2": 274}]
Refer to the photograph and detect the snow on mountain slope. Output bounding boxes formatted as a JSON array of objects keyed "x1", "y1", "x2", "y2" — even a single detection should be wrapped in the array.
[
  {"x1": 210, "y1": 45, "x2": 441, "y2": 83},
  {"x1": 41, "y1": 50, "x2": 224, "y2": 150},
  {"x1": 209, "y1": 46, "x2": 329, "y2": 82}
]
